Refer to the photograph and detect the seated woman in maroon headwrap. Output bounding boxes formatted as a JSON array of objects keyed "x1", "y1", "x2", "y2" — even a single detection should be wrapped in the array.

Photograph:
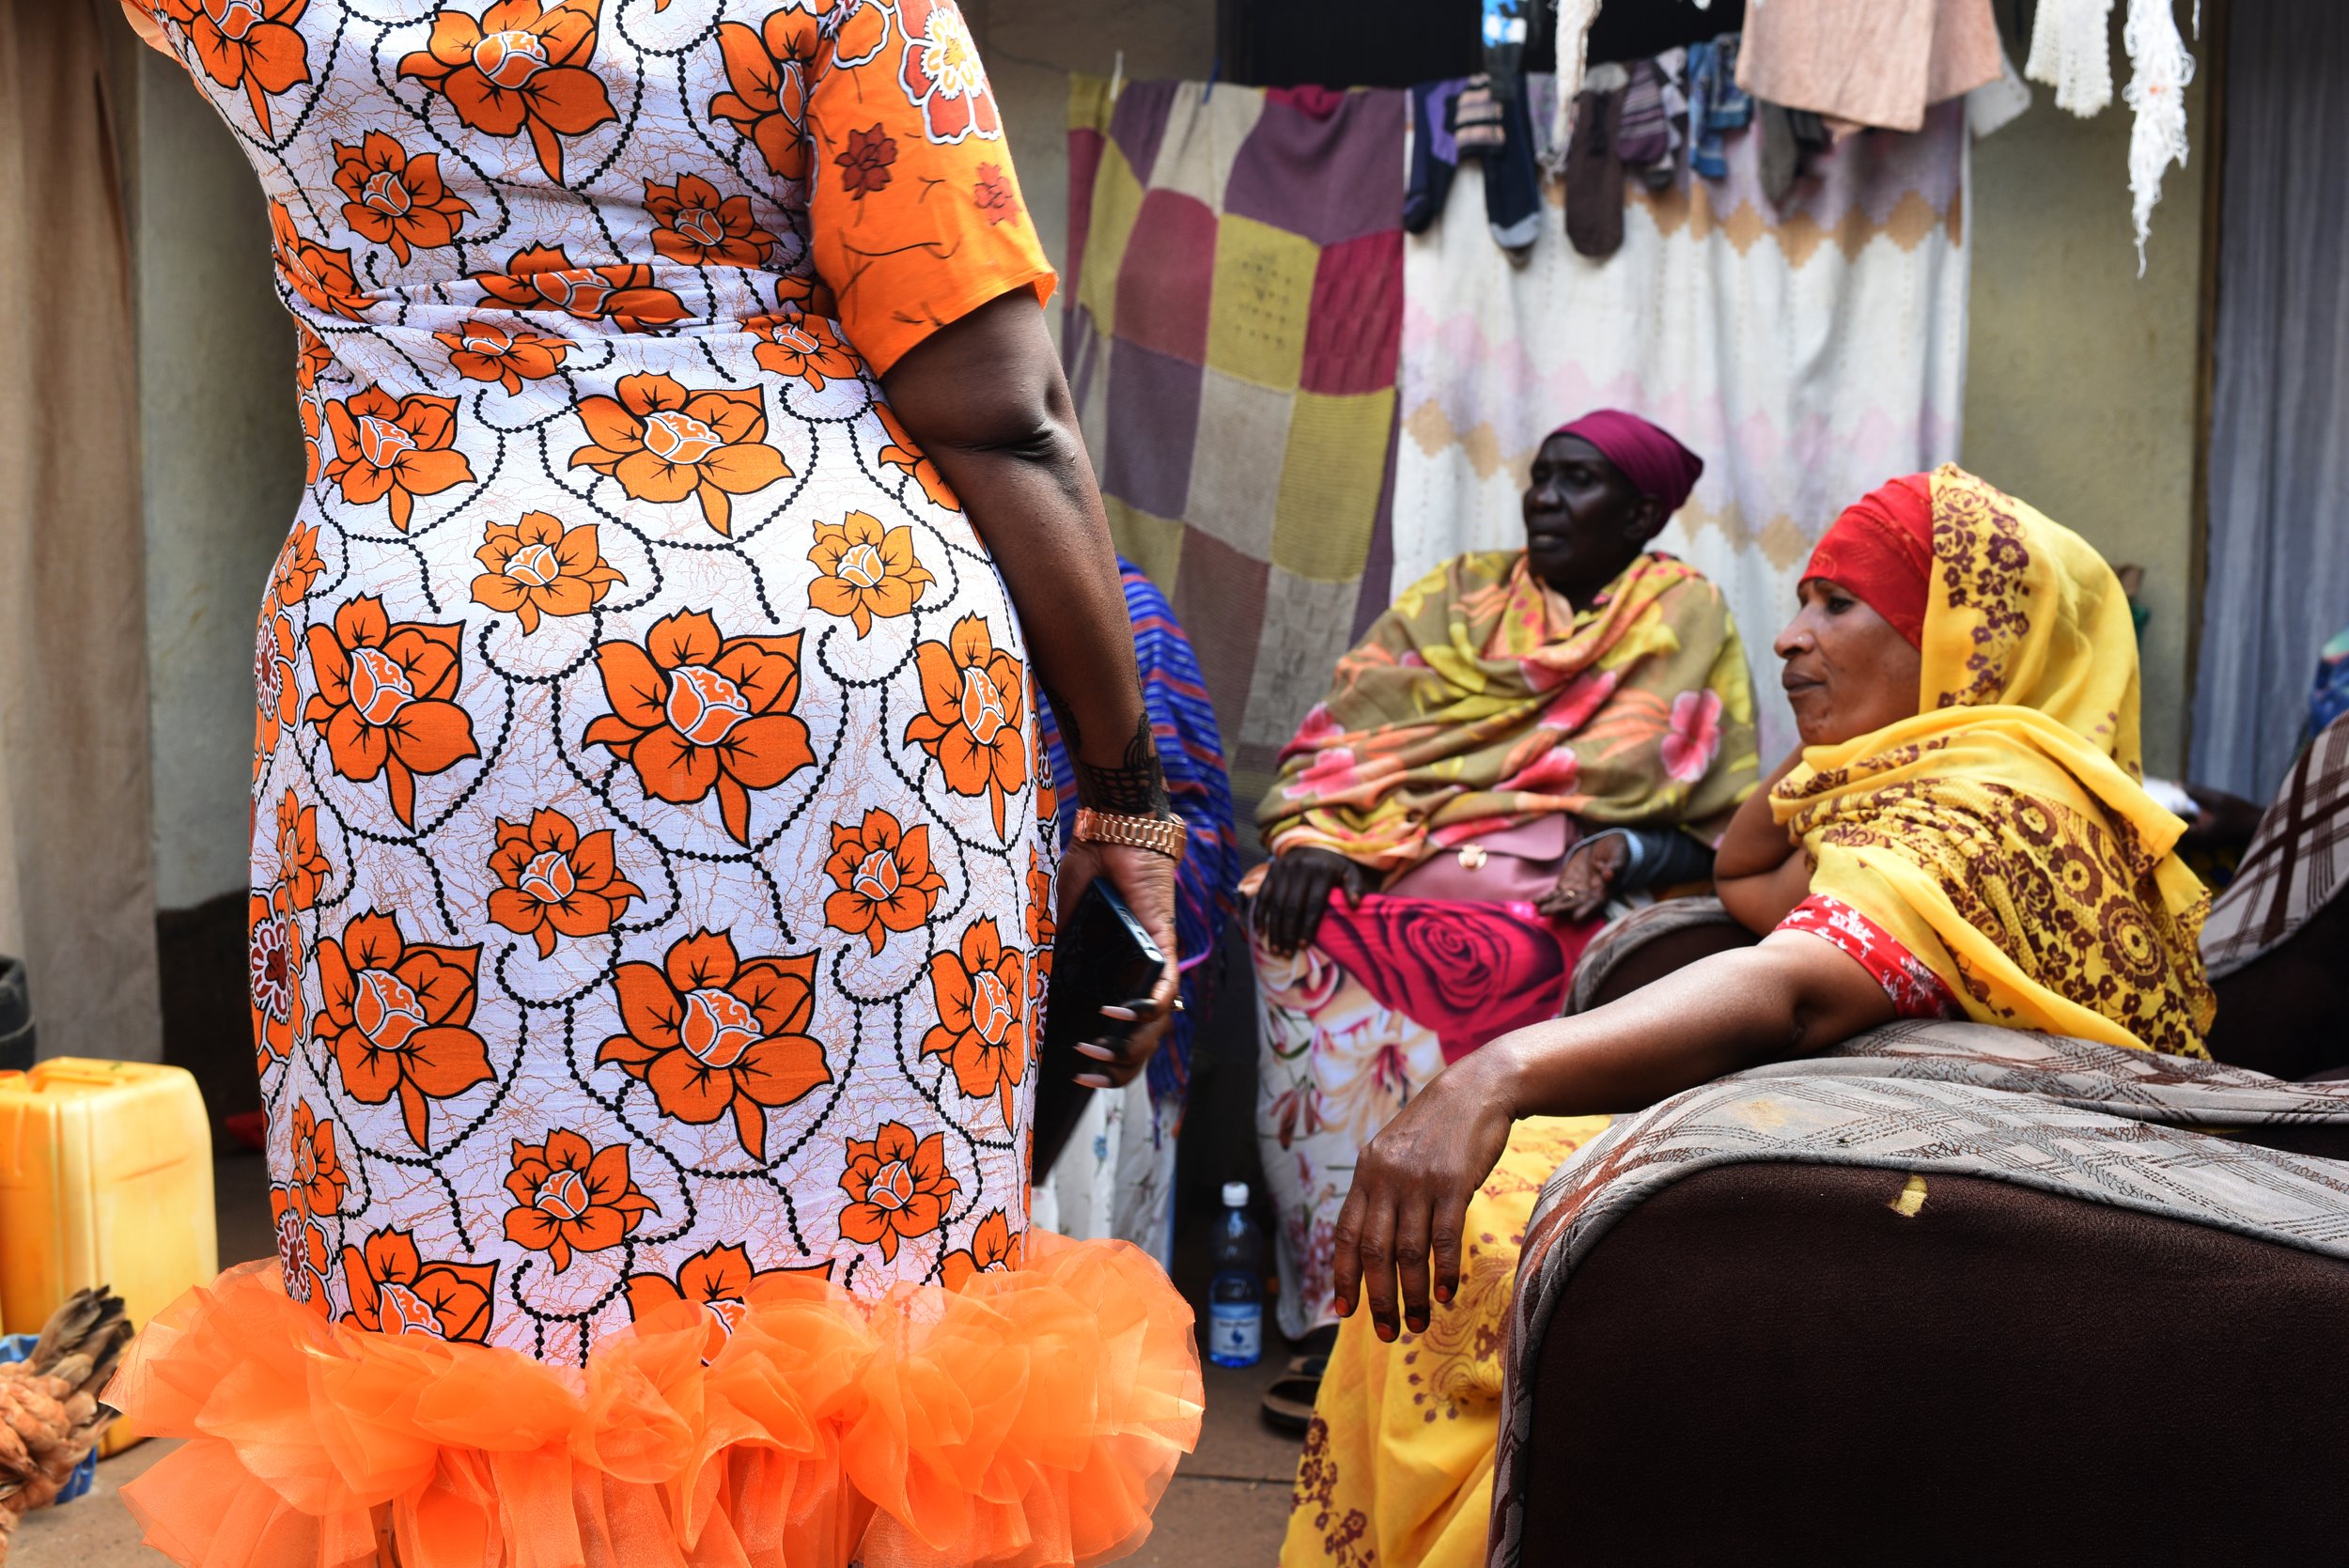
[{"x1": 1246, "y1": 410, "x2": 1761, "y2": 1353}]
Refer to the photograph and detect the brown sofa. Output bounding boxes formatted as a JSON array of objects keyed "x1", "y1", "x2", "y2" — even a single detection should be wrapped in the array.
[
  {"x1": 1504, "y1": 899, "x2": 2349, "y2": 1565},
  {"x1": 1519, "y1": 1158, "x2": 2349, "y2": 1564}
]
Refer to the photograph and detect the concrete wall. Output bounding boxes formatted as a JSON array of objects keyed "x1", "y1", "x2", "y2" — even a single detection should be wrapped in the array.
[
  {"x1": 130, "y1": 48, "x2": 303, "y2": 909},
  {"x1": 1960, "y1": 42, "x2": 2211, "y2": 778}
]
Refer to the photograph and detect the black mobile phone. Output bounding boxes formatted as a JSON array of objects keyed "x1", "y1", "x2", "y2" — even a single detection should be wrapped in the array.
[{"x1": 1033, "y1": 877, "x2": 1166, "y2": 1177}]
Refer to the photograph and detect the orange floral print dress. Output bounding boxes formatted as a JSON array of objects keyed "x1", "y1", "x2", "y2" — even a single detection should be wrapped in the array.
[{"x1": 110, "y1": 5, "x2": 1200, "y2": 1565}]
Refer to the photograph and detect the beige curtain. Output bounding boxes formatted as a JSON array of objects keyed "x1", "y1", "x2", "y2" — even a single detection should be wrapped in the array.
[{"x1": 0, "y1": 0, "x2": 163, "y2": 1063}]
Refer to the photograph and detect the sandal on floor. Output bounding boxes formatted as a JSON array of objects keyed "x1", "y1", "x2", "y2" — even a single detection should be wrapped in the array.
[
  {"x1": 1285, "y1": 1353, "x2": 1328, "y2": 1378},
  {"x1": 1261, "y1": 1373, "x2": 1320, "y2": 1434}
]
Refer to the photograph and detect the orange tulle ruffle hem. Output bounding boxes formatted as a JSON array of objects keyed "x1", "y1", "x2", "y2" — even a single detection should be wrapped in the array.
[{"x1": 106, "y1": 1232, "x2": 1203, "y2": 1568}]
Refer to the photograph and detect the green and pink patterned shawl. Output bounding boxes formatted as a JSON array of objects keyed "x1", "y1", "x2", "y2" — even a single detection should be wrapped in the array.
[{"x1": 1259, "y1": 551, "x2": 1760, "y2": 874}]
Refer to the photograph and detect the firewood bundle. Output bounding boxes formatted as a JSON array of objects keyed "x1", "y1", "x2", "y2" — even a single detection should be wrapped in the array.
[{"x1": 0, "y1": 1289, "x2": 132, "y2": 1565}]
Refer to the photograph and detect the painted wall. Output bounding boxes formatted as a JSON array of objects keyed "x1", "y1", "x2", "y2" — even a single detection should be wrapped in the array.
[
  {"x1": 131, "y1": 47, "x2": 303, "y2": 909},
  {"x1": 1960, "y1": 51, "x2": 2210, "y2": 778}
]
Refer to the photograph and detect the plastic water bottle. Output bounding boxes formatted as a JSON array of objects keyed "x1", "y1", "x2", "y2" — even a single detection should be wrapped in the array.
[{"x1": 1206, "y1": 1181, "x2": 1265, "y2": 1368}]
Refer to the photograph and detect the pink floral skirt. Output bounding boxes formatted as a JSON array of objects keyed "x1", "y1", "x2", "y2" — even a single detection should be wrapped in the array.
[{"x1": 1252, "y1": 893, "x2": 1596, "y2": 1339}]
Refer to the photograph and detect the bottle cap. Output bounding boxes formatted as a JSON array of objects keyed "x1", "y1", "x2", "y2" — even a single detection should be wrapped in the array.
[{"x1": 1221, "y1": 1181, "x2": 1249, "y2": 1208}]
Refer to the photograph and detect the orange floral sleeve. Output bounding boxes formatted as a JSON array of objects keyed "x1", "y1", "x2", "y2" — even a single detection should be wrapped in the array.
[
  {"x1": 803, "y1": 0, "x2": 1056, "y2": 376},
  {"x1": 116, "y1": 0, "x2": 170, "y2": 52}
]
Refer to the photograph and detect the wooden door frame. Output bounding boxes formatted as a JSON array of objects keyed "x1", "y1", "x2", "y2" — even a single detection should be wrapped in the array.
[{"x1": 2184, "y1": 0, "x2": 2232, "y2": 766}]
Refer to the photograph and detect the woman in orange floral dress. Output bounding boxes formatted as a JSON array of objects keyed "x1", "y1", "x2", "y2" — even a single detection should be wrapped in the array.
[{"x1": 109, "y1": 4, "x2": 1202, "y2": 1564}]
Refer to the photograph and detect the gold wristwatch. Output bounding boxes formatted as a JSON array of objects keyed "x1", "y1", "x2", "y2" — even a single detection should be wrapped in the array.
[{"x1": 1073, "y1": 807, "x2": 1188, "y2": 862}]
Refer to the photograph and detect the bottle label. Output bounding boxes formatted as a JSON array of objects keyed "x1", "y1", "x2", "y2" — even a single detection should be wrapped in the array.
[{"x1": 1207, "y1": 1300, "x2": 1261, "y2": 1363}]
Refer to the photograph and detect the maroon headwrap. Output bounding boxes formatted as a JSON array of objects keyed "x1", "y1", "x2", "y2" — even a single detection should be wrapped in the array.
[
  {"x1": 1548, "y1": 409, "x2": 1706, "y2": 515},
  {"x1": 1803, "y1": 473, "x2": 1935, "y2": 647}
]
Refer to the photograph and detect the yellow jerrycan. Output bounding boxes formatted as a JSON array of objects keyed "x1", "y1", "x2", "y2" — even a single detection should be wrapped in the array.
[{"x1": 0, "y1": 1058, "x2": 217, "y2": 1453}]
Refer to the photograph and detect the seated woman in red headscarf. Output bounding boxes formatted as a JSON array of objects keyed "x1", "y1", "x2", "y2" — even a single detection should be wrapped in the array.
[
  {"x1": 1277, "y1": 466, "x2": 2213, "y2": 1568},
  {"x1": 1247, "y1": 410, "x2": 1760, "y2": 1352}
]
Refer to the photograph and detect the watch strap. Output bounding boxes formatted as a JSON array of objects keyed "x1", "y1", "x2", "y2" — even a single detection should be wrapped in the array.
[{"x1": 1073, "y1": 807, "x2": 1188, "y2": 862}]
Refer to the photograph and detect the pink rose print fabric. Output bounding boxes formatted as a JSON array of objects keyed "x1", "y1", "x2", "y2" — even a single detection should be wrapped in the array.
[{"x1": 1310, "y1": 894, "x2": 1597, "y2": 1064}]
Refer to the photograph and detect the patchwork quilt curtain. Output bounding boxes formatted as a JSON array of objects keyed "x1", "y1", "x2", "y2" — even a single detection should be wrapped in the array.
[{"x1": 1063, "y1": 80, "x2": 1407, "y2": 831}]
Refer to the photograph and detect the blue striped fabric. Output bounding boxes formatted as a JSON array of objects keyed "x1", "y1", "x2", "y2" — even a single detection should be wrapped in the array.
[{"x1": 1035, "y1": 560, "x2": 1239, "y2": 1111}]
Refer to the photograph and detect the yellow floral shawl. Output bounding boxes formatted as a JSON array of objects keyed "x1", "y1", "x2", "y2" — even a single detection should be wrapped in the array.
[
  {"x1": 1772, "y1": 465, "x2": 2215, "y2": 1057},
  {"x1": 1260, "y1": 551, "x2": 1759, "y2": 874}
]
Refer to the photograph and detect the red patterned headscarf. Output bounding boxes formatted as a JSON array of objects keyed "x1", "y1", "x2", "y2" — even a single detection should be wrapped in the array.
[
  {"x1": 1803, "y1": 474, "x2": 1935, "y2": 647},
  {"x1": 1548, "y1": 410, "x2": 1705, "y2": 515}
]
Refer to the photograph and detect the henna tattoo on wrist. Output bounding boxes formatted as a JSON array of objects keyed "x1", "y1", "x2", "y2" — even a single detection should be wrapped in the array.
[{"x1": 1073, "y1": 709, "x2": 1172, "y2": 817}]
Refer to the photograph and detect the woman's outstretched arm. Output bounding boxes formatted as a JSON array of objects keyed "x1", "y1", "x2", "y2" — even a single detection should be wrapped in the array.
[
  {"x1": 880, "y1": 287, "x2": 1178, "y2": 1082},
  {"x1": 1329, "y1": 932, "x2": 1895, "y2": 1341}
]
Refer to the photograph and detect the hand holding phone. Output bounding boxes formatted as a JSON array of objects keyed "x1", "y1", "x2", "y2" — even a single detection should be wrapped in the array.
[{"x1": 1033, "y1": 877, "x2": 1167, "y2": 1176}]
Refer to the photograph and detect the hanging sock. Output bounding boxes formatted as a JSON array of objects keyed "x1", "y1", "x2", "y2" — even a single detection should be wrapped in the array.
[
  {"x1": 1455, "y1": 74, "x2": 1508, "y2": 153},
  {"x1": 1406, "y1": 78, "x2": 1470, "y2": 234},
  {"x1": 1655, "y1": 48, "x2": 1690, "y2": 173},
  {"x1": 1684, "y1": 36, "x2": 1755, "y2": 181},
  {"x1": 2026, "y1": 0, "x2": 2118, "y2": 115},
  {"x1": 1525, "y1": 70, "x2": 1563, "y2": 168},
  {"x1": 1616, "y1": 58, "x2": 1677, "y2": 190},
  {"x1": 1760, "y1": 103, "x2": 1834, "y2": 208},
  {"x1": 1758, "y1": 101, "x2": 1799, "y2": 207},
  {"x1": 1485, "y1": 83, "x2": 1545, "y2": 260},
  {"x1": 1411, "y1": 75, "x2": 1540, "y2": 260},
  {"x1": 1448, "y1": 74, "x2": 1543, "y2": 260},
  {"x1": 1564, "y1": 85, "x2": 1627, "y2": 259}
]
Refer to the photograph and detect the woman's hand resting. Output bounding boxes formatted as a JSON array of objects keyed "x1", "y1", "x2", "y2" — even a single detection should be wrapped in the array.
[
  {"x1": 1253, "y1": 846, "x2": 1371, "y2": 955},
  {"x1": 1329, "y1": 1041, "x2": 1521, "y2": 1341},
  {"x1": 1535, "y1": 833, "x2": 1628, "y2": 922},
  {"x1": 1329, "y1": 934, "x2": 1904, "y2": 1343}
]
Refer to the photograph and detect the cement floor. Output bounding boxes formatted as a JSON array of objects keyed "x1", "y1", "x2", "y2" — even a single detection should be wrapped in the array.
[{"x1": 8, "y1": 1155, "x2": 1302, "y2": 1568}]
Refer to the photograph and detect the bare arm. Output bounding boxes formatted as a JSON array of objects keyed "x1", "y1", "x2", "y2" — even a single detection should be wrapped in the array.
[
  {"x1": 880, "y1": 288, "x2": 1177, "y2": 1082},
  {"x1": 1330, "y1": 931, "x2": 1895, "y2": 1340},
  {"x1": 1715, "y1": 746, "x2": 1812, "y2": 933}
]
